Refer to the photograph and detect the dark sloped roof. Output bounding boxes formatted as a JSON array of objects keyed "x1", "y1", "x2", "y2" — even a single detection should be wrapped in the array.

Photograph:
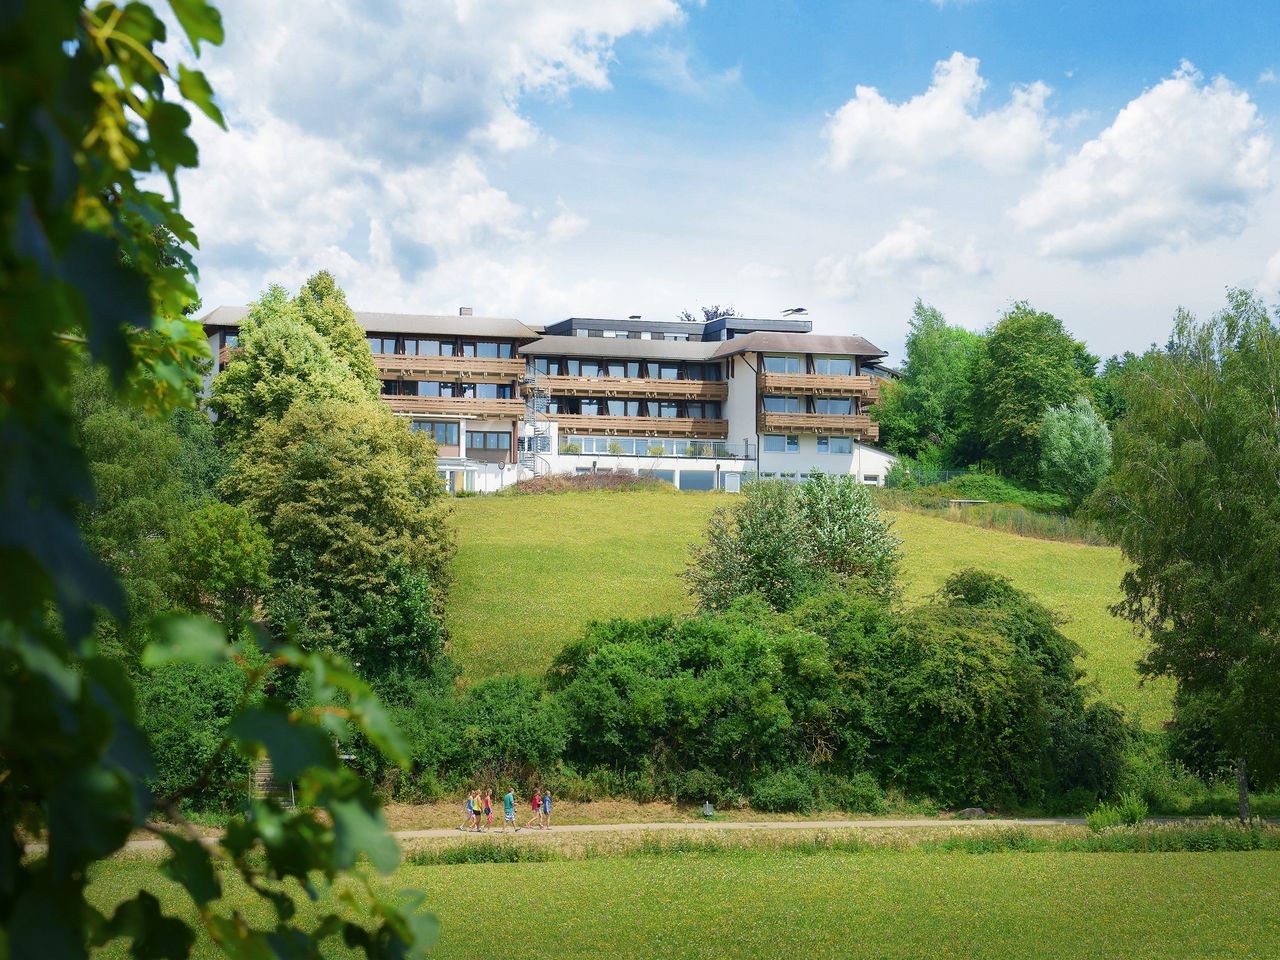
[
  {"x1": 711, "y1": 331, "x2": 886, "y2": 360},
  {"x1": 198, "y1": 305, "x2": 539, "y2": 339}
]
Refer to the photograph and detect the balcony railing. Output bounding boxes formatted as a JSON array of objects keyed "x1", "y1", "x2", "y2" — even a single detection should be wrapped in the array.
[
  {"x1": 382, "y1": 396, "x2": 525, "y2": 418},
  {"x1": 218, "y1": 345, "x2": 237, "y2": 366},
  {"x1": 560, "y1": 436, "x2": 756, "y2": 459},
  {"x1": 551, "y1": 415, "x2": 728, "y2": 439},
  {"x1": 536, "y1": 375, "x2": 727, "y2": 401},
  {"x1": 759, "y1": 412, "x2": 878, "y2": 439},
  {"x1": 375, "y1": 353, "x2": 524, "y2": 381},
  {"x1": 759, "y1": 372, "x2": 879, "y2": 399}
]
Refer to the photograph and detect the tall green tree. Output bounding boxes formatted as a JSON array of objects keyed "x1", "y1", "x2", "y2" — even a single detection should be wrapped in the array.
[
  {"x1": 873, "y1": 300, "x2": 982, "y2": 464},
  {"x1": 208, "y1": 283, "x2": 369, "y2": 445},
  {"x1": 293, "y1": 269, "x2": 381, "y2": 396},
  {"x1": 971, "y1": 302, "x2": 1092, "y2": 478},
  {"x1": 1038, "y1": 397, "x2": 1112, "y2": 509},
  {"x1": 1091, "y1": 290, "x2": 1280, "y2": 820},
  {"x1": 0, "y1": 5, "x2": 435, "y2": 956}
]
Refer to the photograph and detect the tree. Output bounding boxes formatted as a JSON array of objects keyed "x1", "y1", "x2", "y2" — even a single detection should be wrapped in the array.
[
  {"x1": 208, "y1": 283, "x2": 369, "y2": 445},
  {"x1": 678, "y1": 304, "x2": 740, "y2": 322},
  {"x1": 1091, "y1": 290, "x2": 1280, "y2": 820},
  {"x1": 873, "y1": 300, "x2": 982, "y2": 464},
  {"x1": 170, "y1": 502, "x2": 272, "y2": 633},
  {"x1": 685, "y1": 475, "x2": 900, "y2": 611},
  {"x1": 222, "y1": 399, "x2": 455, "y2": 643},
  {"x1": 1038, "y1": 397, "x2": 1112, "y2": 509},
  {"x1": 0, "y1": 5, "x2": 435, "y2": 956},
  {"x1": 293, "y1": 269, "x2": 381, "y2": 397},
  {"x1": 971, "y1": 302, "x2": 1091, "y2": 478}
]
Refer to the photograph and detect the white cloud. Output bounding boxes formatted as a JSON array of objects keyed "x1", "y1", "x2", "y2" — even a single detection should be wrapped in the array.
[
  {"x1": 1263, "y1": 249, "x2": 1280, "y2": 296},
  {"x1": 1260, "y1": 68, "x2": 1278, "y2": 85},
  {"x1": 546, "y1": 202, "x2": 589, "y2": 243},
  {"x1": 641, "y1": 44, "x2": 741, "y2": 99},
  {"x1": 814, "y1": 215, "x2": 987, "y2": 299},
  {"x1": 1013, "y1": 63, "x2": 1272, "y2": 260},
  {"x1": 823, "y1": 52, "x2": 1054, "y2": 177}
]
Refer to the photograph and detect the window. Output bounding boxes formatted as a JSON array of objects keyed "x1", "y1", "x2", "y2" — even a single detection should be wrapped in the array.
[
  {"x1": 463, "y1": 341, "x2": 501, "y2": 359},
  {"x1": 862, "y1": 474, "x2": 880, "y2": 485},
  {"x1": 580, "y1": 399, "x2": 603, "y2": 416},
  {"x1": 581, "y1": 361, "x2": 602, "y2": 377},
  {"x1": 415, "y1": 381, "x2": 443, "y2": 397},
  {"x1": 639, "y1": 332, "x2": 653, "y2": 340},
  {"x1": 224, "y1": 333, "x2": 239, "y2": 347},
  {"x1": 763, "y1": 395, "x2": 802, "y2": 413},
  {"x1": 686, "y1": 363, "x2": 720, "y2": 381},
  {"x1": 763, "y1": 355, "x2": 802, "y2": 374},
  {"x1": 467, "y1": 431, "x2": 512, "y2": 450},
  {"x1": 575, "y1": 329, "x2": 589, "y2": 337},
  {"x1": 817, "y1": 436, "x2": 853, "y2": 454},
  {"x1": 813, "y1": 397, "x2": 853, "y2": 415},
  {"x1": 626, "y1": 361, "x2": 641, "y2": 378},
  {"x1": 814, "y1": 357, "x2": 854, "y2": 376},
  {"x1": 474, "y1": 383, "x2": 514, "y2": 399},
  {"x1": 606, "y1": 400, "x2": 640, "y2": 416},
  {"x1": 655, "y1": 402, "x2": 680, "y2": 418},
  {"x1": 411, "y1": 421, "x2": 459, "y2": 445},
  {"x1": 763, "y1": 434, "x2": 799, "y2": 453},
  {"x1": 656, "y1": 363, "x2": 679, "y2": 380},
  {"x1": 668, "y1": 333, "x2": 689, "y2": 342},
  {"x1": 534, "y1": 358, "x2": 551, "y2": 375},
  {"x1": 367, "y1": 337, "x2": 381, "y2": 353},
  {"x1": 686, "y1": 402, "x2": 721, "y2": 419},
  {"x1": 605, "y1": 361, "x2": 626, "y2": 377}
]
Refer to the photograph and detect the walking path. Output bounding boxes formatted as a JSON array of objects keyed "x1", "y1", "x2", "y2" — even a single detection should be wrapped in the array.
[{"x1": 106, "y1": 816, "x2": 1085, "y2": 853}]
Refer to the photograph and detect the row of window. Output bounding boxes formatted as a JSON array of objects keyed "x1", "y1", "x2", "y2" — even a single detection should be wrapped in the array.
[
  {"x1": 762, "y1": 356, "x2": 857, "y2": 376},
  {"x1": 367, "y1": 336, "x2": 516, "y2": 358},
  {"x1": 559, "y1": 436, "x2": 756, "y2": 459},
  {"x1": 408, "y1": 421, "x2": 512, "y2": 450},
  {"x1": 760, "y1": 471, "x2": 881, "y2": 484},
  {"x1": 533, "y1": 358, "x2": 722, "y2": 380},
  {"x1": 573, "y1": 329, "x2": 692, "y2": 342},
  {"x1": 381, "y1": 381, "x2": 516, "y2": 398},
  {"x1": 762, "y1": 395, "x2": 858, "y2": 415},
  {"x1": 409, "y1": 421, "x2": 460, "y2": 445},
  {"x1": 763, "y1": 435, "x2": 856, "y2": 454},
  {"x1": 547, "y1": 398, "x2": 722, "y2": 418}
]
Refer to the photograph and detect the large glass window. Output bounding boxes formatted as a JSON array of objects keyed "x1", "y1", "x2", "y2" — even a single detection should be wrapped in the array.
[
  {"x1": 415, "y1": 381, "x2": 443, "y2": 397},
  {"x1": 763, "y1": 355, "x2": 803, "y2": 374},
  {"x1": 814, "y1": 357, "x2": 854, "y2": 376},
  {"x1": 224, "y1": 333, "x2": 239, "y2": 348},
  {"x1": 763, "y1": 434, "x2": 799, "y2": 453},
  {"x1": 763, "y1": 395, "x2": 802, "y2": 413},
  {"x1": 400, "y1": 338, "x2": 417, "y2": 356},
  {"x1": 685, "y1": 363, "x2": 720, "y2": 381},
  {"x1": 606, "y1": 400, "x2": 641, "y2": 416},
  {"x1": 534, "y1": 358, "x2": 550, "y2": 375},
  {"x1": 563, "y1": 359, "x2": 580, "y2": 376},
  {"x1": 474, "y1": 383, "x2": 514, "y2": 399},
  {"x1": 605, "y1": 361, "x2": 626, "y2": 377},
  {"x1": 657, "y1": 363, "x2": 679, "y2": 380},
  {"x1": 817, "y1": 435, "x2": 853, "y2": 454},
  {"x1": 466, "y1": 431, "x2": 511, "y2": 450},
  {"x1": 813, "y1": 397, "x2": 853, "y2": 415},
  {"x1": 686, "y1": 402, "x2": 722, "y2": 419},
  {"x1": 412, "y1": 421, "x2": 460, "y2": 445},
  {"x1": 581, "y1": 361, "x2": 602, "y2": 377},
  {"x1": 626, "y1": 361, "x2": 641, "y2": 378},
  {"x1": 580, "y1": 399, "x2": 603, "y2": 416}
]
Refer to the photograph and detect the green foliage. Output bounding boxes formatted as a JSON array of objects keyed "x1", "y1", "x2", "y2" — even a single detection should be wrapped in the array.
[
  {"x1": 169, "y1": 502, "x2": 271, "y2": 632},
  {"x1": 208, "y1": 284, "x2": 371, "y2": 446},
  {"x1": 971, "y1": 302, "x2": 1093, "y2": 479},
  {"x1": 293, "y1": 269, "x2": 382, "y2": 397},
  {"x1": 1116, "y1": 790, "x2": 1149, "y2": 825},
  {"x1": 1039, "y1": 397, "x2": 1112, "y2": 509},
  {"x1": 1091, "y1": 290, "x2": 1280, "y2": 819},
  {"x1": 224, "y1": 398, "x2": 454, "y2": 649},
  {"x1": 0, "y1": 4, "x2": 435, "y2": 956},
  {"x1": 924, "y1": 473, "x2": 1070, "y2": 513},
  {"x1": 873, "y1": 300, "x2": 982, "y2": 463},
  {"x1": 749, "y1": 769, "x2": 816, "y2": 813},
  {"x1": 1086, "y1": 792, "x2": 1145, "y2": 831},
  {"x1": 1085, "y1": 801, "x2": 1125, "y2": 833},
  {"x1": 685, "y1": 476, "x2": 900, "y2": 612}
]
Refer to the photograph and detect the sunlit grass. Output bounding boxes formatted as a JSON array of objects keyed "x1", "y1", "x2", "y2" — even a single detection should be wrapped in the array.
[{"x1": 447, "y1": 491, "x2": 1170, "y2": 723}]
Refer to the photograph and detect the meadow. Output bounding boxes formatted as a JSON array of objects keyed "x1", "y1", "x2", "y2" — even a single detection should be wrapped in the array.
[
  {"x1": 89, "y1": 847, "x2": 1280, "y2": 959},
  {"x1": 447, "y1": 490, "x2": 1171, "y2": 723}
]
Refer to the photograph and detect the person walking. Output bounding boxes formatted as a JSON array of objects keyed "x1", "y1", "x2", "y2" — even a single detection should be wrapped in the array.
[
  {"x1": 458, "y1": 790, "x2": 475, "y2": 832},
  {"x1": 500, "y1": 787, "x2": 519, "y2": 833},
  {"x1": 541, "y1": 788, "x2": 553, "y2": 830},
  {"x1": 525, "y1": 788, "x2": 543, "y2": 830},
  {"x1": 483, "y1": 790, "x2": 494, "y2": 832}
]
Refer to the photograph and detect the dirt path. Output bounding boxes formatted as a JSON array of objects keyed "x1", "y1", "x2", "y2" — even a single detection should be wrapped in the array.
[{"x1": 104, "y1": 816, "x2": 1084, "y2": 853}]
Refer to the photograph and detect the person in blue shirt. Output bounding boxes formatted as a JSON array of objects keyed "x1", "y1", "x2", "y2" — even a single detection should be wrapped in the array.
[{"x1": 541, "y1": 789, "x2": 552, "y2": 830}]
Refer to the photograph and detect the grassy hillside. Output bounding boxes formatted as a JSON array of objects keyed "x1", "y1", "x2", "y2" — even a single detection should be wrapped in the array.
[{"x1": 447, "y1": 490, "x2": 1171, "y2": 722}]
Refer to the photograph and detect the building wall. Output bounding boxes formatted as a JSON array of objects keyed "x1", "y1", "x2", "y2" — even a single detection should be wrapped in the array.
[{"x1": 723, "y1": 354, "x2": 760, "y2": 450}]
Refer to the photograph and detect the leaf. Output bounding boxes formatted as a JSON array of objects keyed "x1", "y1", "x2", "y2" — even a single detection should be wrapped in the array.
[
  {"x1": 168, "y1": 0, "x2": 225, "y2": 52},
  {"x1": 176, "y1": 65, "x2": 225, "y2": 128},
  {"x1": 326, "y1": 787, "x2": 399, "y2": 874},
  {"x1": 143, "y1": 616, "x2": 230, "y2": 667},
  {"x1": 147, "y1": 102, "x2": 198, "y2": 173},
  {"x1": 62, "y1": 230, "x2": 151, "y2": 381},
  {"x1": 104, "y1": 891, "x2": 195, "y2": 960},
  {"x1": 229, "y1": 704, "x2": 334, "y2": 781},
  {"x1": 161, "y1": 834, "x2": 221, "y2": 907}
]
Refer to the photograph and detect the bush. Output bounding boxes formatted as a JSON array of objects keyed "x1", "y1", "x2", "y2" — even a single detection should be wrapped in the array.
[
  {"x1": 925, "y1": 473, "x2": 1070, "y2": 513},
  {"x1": 749, "y1": 769, "x2": 816, "y2": 813},
  {"x1": 676, "y1": 769, "x2": 731, "y2": 806},
  {"x1": 1116, "y1": 790, "x2": 1149, "y2": 826},
  {"x1": 820, "y1": 772, "x2": 885, "y2": 813},
  {"x1": 1086, "y1": 801, "x2": 1124, "y2": 833}
]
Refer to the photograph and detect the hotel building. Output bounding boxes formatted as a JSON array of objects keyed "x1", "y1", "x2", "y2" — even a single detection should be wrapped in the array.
[{"x1": 201, "y1": 306, "x2": 897, "y2": 493}]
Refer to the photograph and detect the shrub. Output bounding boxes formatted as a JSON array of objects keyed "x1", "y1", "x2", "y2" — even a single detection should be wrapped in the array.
[
  {"x1": 676, "y1": 769, "x2": 731, "y2": 806},
  {"x1": 749, "y1": 768, "x2": 815, "y2": 813},
  {"x1": 1039, "y1": 397, "x2": 1112, "y2": 509},
  {"x1": 1116, "y1": 790, "x2": 1149, "y2": 826},
  {"x1": 926, "y1": 473, "x2": 1070, "y2": 513},
  {"x1": 1086, "y1": 801, "x2": 1124, "y2": 833},
  {"x1": 820, "y1": 771, "x2": 885, "y2": 813}
]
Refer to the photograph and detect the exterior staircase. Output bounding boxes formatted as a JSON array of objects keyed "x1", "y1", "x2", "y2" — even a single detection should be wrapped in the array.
[{"x1": 249, "y1": 759, "x2": 296, "y2": 809}]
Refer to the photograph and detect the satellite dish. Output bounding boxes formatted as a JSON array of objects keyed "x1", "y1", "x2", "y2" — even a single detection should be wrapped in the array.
[{"x1": 781, "y1": 307, "x2": 808, "y2": 316}]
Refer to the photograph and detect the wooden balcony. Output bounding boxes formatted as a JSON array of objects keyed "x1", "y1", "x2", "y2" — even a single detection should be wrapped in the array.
[
  {"x1": 759, "y1": 372, "x2": 879, "y2": 399},
  {"x1": 374, "y1": 353, "x2": 524, "y2": 381},
  {"x1": 536, "y1": 375, "x2": 727, "y2": 401},
  {"x1": 552, "y1": 415, "x2": 728, "y2": 439},
  {"x1": 382, "y1": 396, "x2": 524, "y2": 418},
  {"x1": 218, "y1": 345, "x2": 237, "y2": 366},
  {"x1": 759, "y1": 412, "x2": 878, "y2": 439}
]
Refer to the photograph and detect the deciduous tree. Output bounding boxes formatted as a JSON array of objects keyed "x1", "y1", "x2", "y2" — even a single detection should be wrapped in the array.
[{"x1": 1039, "y1": 396, "x2": 1112, "y2": 509}]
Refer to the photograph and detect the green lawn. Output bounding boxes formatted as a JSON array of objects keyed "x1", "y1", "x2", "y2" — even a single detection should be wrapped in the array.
[
  {"x1": 447, "y1": 491, "x2": 1170, "y2": 722},
  {"x1": 90, "y1": 851, "x2": 1280, "y2": 959}
]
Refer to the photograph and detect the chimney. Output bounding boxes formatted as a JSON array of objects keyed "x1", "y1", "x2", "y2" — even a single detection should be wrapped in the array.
[{"x1": 459, "y1": 306, "x2": 473, "y2": 316}]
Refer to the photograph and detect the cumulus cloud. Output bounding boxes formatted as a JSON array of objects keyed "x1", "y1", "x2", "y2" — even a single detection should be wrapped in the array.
[
  {"x1": 1012, "y1": 63, "x2": 1272, "y2": 260},
  {"x1": 823, "y1": 52, "x2": 1054, "y2": 177},
  {"x1": 814, "y1": 215, "x2": 987, "y2": 299},
  {"x1": 173, "y1": 0, "x2": 686, "y2": 312}
]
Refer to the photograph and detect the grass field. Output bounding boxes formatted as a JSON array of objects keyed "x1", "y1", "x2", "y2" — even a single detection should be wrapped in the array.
[
  {"x1": 447, "y1": 490, "x2": 1171, "y2": 722},
  {"x1": 89, "y1": 850, "x2": 1280, "y2": 959}
]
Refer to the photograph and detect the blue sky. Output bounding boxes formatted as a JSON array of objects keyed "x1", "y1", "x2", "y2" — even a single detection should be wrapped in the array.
[{"x1": 178, "y1": 0, "x2": 1280, "y2": 360}]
